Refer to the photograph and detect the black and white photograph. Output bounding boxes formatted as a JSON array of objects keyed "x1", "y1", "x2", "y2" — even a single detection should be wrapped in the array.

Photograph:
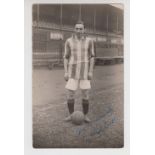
[{"x1": 32, "y1": 3, "x2": 124, "y2": 148}]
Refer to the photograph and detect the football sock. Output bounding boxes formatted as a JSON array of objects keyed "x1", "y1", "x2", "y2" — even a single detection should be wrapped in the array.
[
  {"x1": 67, "y1": 99, "x2": 74, "y2": 114},
  {"x1": 82, "y1": 99, "x2": 89, "y2": 115}
]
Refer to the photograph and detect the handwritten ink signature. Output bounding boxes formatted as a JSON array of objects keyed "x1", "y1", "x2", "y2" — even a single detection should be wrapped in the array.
[{"x1": 73, "y1": 107, "x2": 116, "y2": 138}]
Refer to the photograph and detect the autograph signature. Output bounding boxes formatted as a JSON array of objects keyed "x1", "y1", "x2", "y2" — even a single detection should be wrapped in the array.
[{"x1": 73, "y1": 107, "x2": 116, "y2": 138}]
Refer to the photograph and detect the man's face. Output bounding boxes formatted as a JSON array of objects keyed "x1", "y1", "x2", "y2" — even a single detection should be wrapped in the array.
[{"x1": 75, "y1": 23, "x2": 85, "y2": 36}]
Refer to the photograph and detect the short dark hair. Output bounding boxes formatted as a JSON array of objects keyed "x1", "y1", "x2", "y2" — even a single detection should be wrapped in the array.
[
  {"x1": 75, "y1": 20, "x2": 84, "y2": 28},
  {"x1": 76, "y1": 20, "x2": 84, "y2": 25}
]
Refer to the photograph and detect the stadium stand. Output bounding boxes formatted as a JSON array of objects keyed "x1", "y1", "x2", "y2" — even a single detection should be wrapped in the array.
[{"x1": 32, "y1": 4, "x2": 124, "y2": 68}]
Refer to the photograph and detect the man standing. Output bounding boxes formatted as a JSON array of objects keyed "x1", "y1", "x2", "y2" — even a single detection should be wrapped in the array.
[{"x1": 63, "y1": 21, "x2": 95, "y2": 123}]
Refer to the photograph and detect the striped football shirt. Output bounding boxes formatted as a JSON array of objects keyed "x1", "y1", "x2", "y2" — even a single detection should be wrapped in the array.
[{"x1": 64, "y1": 34, "x2": 95, "y2": 80}]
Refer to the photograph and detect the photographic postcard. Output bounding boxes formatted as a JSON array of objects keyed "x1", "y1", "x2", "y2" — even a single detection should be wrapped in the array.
[{"x1": 25, "y1": 0, "x2": 129, "y2": 154}]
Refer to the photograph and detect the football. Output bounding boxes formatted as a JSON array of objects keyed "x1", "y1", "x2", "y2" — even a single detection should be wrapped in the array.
[{"x1": 71, "y1": 111, "x2": 85, "y2": 125}]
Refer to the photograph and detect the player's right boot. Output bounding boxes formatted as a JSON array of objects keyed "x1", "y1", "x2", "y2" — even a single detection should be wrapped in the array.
[
  {"x1": 64, "y1": 115, "x2": 72, "y2": 121},
  {"x1": 64, "y1": 99, "x2": 74, "y2": 121}
]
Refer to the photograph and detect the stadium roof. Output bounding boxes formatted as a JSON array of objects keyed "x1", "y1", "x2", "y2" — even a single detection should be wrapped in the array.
[{"x1": 33, "y1": 4, "x2": 123, "y2": 34}]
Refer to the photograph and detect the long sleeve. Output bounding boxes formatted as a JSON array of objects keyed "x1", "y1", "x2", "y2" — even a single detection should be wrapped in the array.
[
  {"x1": 63, "y1": 39, "x2": 71, "y2": 74},
  {"x1": 88, "y1": 39, "x2": 96, "y2": 73},
  {"x1": 88, "y1": 39, "x2": 96, "y2": 59},
  {"x1": 63, "y1": 40, "x2": 71, "y2": 59}
]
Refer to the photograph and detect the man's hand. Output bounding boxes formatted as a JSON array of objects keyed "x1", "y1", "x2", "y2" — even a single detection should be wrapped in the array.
[
  {"x1": 64, "y1": 72, "x2": 69, "y2": 81},
  {"x1": 88, "y1": 72, "x2": 93, "y2": 80}
]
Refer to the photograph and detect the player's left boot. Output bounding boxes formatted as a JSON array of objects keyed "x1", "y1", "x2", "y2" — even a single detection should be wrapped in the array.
[
  {"x1": 82, "y1": 99, "x2": 90, "y2": 123},
  {"x1": 84, "y1": 115, "x2": 91, "y2": 123}
]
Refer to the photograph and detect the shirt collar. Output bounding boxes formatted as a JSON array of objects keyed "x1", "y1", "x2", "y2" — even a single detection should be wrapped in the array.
[{"x1": 72, "y1": 34, "x2": 86, "y2": 40}]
